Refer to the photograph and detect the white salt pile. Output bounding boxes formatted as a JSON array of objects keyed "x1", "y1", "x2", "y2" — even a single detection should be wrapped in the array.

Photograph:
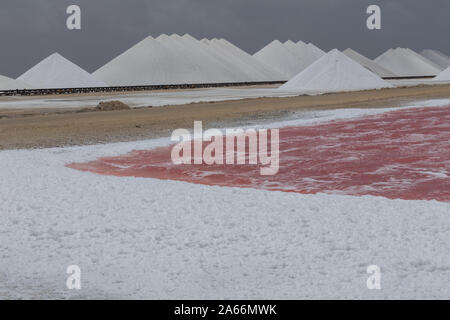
[
  {"x1": 160, "y1": 34, "x2": 246, "y2": 82},
  {"x1": 253, "y1": 40, "x2": 325, "y2": 79},
  {"x1": 179, "y1": 34, "x2": 283, "y2": 82},
  {"x1": 18, "y1": 53, "x2": 107, "y2": 89},
  {"x1": 95, "y1": 36, "x2": 174, "y2": 86},
  {"x1": 0, "y1": 75, "x2": 29, "y2": 90},
  {"x1": 202, "y1": 38, "x2": 284, "y2": 81},
  {"x1": 279, "y1": 49, "x2": 393, "y2": 93},
  {"x1": 421, "y1": 50, "x2": 450, "y2": 69},
  {"x1": 434, "y1": 66, "x2": 450, "y2": 81},
  {"x1": 94, "y1": 34, "x2": 282, "y2": 86},
  {"x1": 343, "y1": 48, "x2": 397, "y2": 77},
  {"x1": 253, "y1": 40, "x2": 302, "y2": 79},
  {"x1": 375, "y1": 48, "x2": 443, "y2": 77},
  {"x1": 283, "y1": 40, "x2": 304, "y2": 55},
  {"x1": 290, "y1": 42, "x2": 326, "y2": 73},
  {"x1": 195, "y1": 37, "x2": 259, "y2": 81},
  {"x1": 306, "y1": 43, "x2": 326, "y2": 57}
]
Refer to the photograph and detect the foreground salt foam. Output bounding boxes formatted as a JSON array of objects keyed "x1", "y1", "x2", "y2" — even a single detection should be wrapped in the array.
[{"x1": 1, "y1": 101, "x2": 449, "y2": 299}]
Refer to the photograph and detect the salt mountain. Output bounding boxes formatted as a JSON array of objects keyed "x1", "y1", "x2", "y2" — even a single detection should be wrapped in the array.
[
  {"x1": 280, "y1": 49, "x2": 393, "y2": 93},
  {"x1": 18, "y1": 53, "x2": 107, "y2": 89}
]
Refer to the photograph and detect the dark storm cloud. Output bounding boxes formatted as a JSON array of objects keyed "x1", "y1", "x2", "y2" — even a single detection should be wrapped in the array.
[{"x1": 0, "y1": 0, "x2": 449, "y2": 77}]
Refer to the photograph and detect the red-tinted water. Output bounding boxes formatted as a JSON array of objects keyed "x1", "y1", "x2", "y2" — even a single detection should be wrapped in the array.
[{"x1": 68, "y1": 106, "x2": 450, "y2": 202}]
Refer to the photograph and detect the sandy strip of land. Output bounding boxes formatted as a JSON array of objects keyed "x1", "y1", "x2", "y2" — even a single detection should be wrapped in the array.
[{"x1": 1, "y1": 84, "x2": 450, "y2": 150}]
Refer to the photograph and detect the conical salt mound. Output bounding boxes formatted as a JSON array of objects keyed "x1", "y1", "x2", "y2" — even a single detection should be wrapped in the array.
[
  {"x1": 375, "y1": 48, "x2": 443, "y2": 77},
  {"x1": 343, "y1": 48, "x2": 397, "y2": 77},
  {"x1": 307, "y1": 43, "x2": 326, "y2": 57},
  {"x1": 214, "y1": 38, "x2": 285, "y2": 80},
  {"x1": 285, "y1": 41, "x2": 326, "y2": 72},
  {"x1": 163, "y1": 34, "x2": 252, "y2": 82},
  {"x1": 0, "y1": 75, "x2": 30, "y2": 90},
  {"x1": 280, "y1": 49, "x2": 393, "y2": 93},
  {"x1": 94, "y1": 34, "x2": 264, "y2": 86},
  {"x1": 253, "y1": 40, "x2": 306, "y2": 79},
  {"x1": 283, "y1": 40, "x2": 303, "y2": 55},
  {"x1": 253, "y1": 40, "x2": 325, "y2": 79},
  {"x1": 203, "y1": 38, "x2": 284, "y2": 81},
  {"x1": 421, "y1": 50, "x2": 450, "y2": 69},
  {"x1": 18, "y1": 53, "x2": 107, "y2": 89},
  {"x1": 434, "y1": 66, "x2": 450, "y2": 81}
]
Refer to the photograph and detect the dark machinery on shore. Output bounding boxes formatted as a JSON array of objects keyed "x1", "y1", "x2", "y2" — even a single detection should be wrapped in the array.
[
  {"x1": 0, "y1": 81, "x2": 286, "y2": 97},
  {"x1": 0, "y1": 76, "x2": 437, "y2": 97}
]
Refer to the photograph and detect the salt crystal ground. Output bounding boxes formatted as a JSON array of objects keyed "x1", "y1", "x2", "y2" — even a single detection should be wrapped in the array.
[
  {"x1": 0, "y1": 87, "x2": 298, "y2": 110},
  {"x1": 1, "y1": 101, "x2": 449, "y2": 299}
]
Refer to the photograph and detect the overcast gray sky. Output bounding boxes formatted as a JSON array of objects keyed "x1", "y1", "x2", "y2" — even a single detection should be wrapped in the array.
[{"x1": 0, "y1": 0, "x2": 449, "y2": 77}]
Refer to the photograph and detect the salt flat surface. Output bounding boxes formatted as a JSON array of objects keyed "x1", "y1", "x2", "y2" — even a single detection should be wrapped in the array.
[
  {"x1": 386, "y1": 77, "x2": 450, "y2": 87},
  {"x1": 1, "y1": 100, "x2": 449, "y2": 299},
  {"x1": 421, "y1": 50, "x2": 450, "y2": 69},
  {"x1": 375, "y1": 48, "x2": 443, "y2": 77},
  {"x1": 0, "y1": 75, "x2": 29, "y2": 90},
  {"x1": 1, "y1": 79, "x2": 446, "y2": 111},
  {"x1": 343, "y1": 48, "x2": 397, "y2": 77},
  {"x1": 280, "y1": 49, "x2": 392, "y2": 93},
  {"x1": 18, "y1": 53, "x2": 107, "y2": 89},
  {"x1": 0, "y1": 87, "x2": 298, "y2": 110}
]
